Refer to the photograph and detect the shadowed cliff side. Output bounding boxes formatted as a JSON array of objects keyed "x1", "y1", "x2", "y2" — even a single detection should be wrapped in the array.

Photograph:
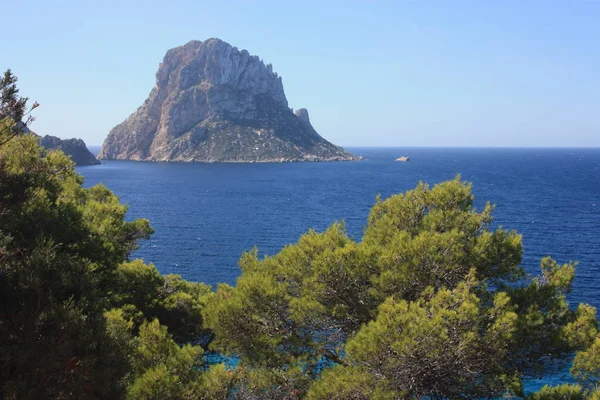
[{"x1": 40, "y1": 135, "x2": 100, "y2": 166}]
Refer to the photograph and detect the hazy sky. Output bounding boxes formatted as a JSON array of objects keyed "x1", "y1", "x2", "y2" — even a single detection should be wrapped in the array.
[{"x1": 2, "y1": 0, "x2": 599, "y2": 147}]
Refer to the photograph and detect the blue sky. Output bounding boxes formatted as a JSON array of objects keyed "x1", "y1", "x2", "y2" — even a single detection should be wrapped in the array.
[{"x1": 2, "y1": 0, "x2": 599, "y2": 147}]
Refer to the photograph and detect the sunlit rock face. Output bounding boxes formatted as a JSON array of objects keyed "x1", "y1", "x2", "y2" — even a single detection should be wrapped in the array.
[{"x1": 99, "y1": 38, "x2": 355, "y2": 162}]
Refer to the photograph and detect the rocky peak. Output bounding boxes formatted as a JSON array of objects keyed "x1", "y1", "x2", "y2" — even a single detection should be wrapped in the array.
[
  {"x1": 99, "y1": 38, "x2": 356, "y2": 162},
  {"x1": 294, "y1": 108, "x2": 311, "y2": 125},
  {"x1": 156, "y1": 38, "x2": 287, "y2": 107}
]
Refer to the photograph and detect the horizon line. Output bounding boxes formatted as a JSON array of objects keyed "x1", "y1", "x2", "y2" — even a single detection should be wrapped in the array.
[{"x1": 85, "y1": 144, "x2": 600, "y2": 149}]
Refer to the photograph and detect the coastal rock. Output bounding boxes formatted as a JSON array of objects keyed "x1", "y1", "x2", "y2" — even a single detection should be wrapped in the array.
[
  {"x1": 294, "y1": 108, "x2": 311, "y2": 125},
  {"x1": 38, "y1": 135, "x2": 100, "y2": 166},
  {"x1": 98, "y1": 38, "x2": 356, "y2": 162}
]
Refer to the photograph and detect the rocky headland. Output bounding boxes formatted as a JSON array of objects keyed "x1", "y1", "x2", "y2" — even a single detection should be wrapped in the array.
[
  {"x1": 98, "y1": 38, "x2": 356, "y2": 162},
  {"x1": 39, "y1": 135, "x2": 100, "y2": 166}
]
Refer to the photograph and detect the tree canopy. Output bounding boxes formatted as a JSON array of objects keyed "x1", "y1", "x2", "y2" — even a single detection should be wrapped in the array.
[
  {"x1": 0, "y1": 72, "x2": 212, "y2": 398},
  {"x1": 203, "y1": 177, "x2": 599, "y2": 399}
]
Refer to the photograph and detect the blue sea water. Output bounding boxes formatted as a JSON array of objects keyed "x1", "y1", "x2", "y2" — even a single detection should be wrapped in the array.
[{"x1": 79, "y1": 147, "x2": 600, "y2": 392}]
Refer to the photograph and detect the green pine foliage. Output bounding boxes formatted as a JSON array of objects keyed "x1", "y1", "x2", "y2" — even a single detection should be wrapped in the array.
[
  {"x1": 204, "y1": 177, "x2": 599, "y2": 398},
  {"x1": 526, "y1": 384, "x2": 584, "y2": 400},
  {"x1": 110, "y1": 259, "x2": 212, "y2": 343},
  {"x1": 0, "y1": 129, "x2": 151, "y2": 398},
  {"x1": 0, "y1": 74, "x2": 211, "y2": 399},
  {"x1": 312, "y1": 273, "x2": 522, "y2": 399}
]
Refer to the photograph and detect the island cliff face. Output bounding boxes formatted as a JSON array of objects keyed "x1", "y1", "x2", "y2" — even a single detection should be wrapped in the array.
[
  {"x1": 98, "y1": 38, "x2": 355, "y2": 162},
  {"x1": 40, "y1": 135, "x2": 100, "y2": 166}
]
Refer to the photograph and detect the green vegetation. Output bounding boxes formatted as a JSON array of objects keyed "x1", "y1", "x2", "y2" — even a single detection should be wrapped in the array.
[{"x1": 2, "y1": 71, "x2": 600, "y2": 399}]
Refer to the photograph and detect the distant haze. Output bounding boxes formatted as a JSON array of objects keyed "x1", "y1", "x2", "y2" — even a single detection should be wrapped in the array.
[
  {"x1": 2, "y1": 0, "x2": 599, "y2": 147},
  {"x1": 87, "y1": 146, "x2": 101, "y2": 157}
]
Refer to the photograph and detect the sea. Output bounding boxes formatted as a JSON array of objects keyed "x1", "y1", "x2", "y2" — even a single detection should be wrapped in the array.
[{"x1": 79, "y1": 146, "x2": 600, "y2": 393}]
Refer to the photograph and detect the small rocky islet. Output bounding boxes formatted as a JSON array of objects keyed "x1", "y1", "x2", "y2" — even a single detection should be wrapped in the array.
[
  {"x1": 39, "y1": 135, "x2": 100, "y2": 166},
  {"x1": 98, "y1": 38, "x2": 357, "y2": 163},
  {"x1": 21, "y1": 123, "x2": 99, "y2": 166}
]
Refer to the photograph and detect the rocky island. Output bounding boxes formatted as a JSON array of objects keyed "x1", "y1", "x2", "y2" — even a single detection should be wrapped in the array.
[
  {"x1": 39, "y1": 135, "x2": 100, "y2": 166},
  {"x1": 98, "y1": 38, "x2": 356, "y2": 162}
]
